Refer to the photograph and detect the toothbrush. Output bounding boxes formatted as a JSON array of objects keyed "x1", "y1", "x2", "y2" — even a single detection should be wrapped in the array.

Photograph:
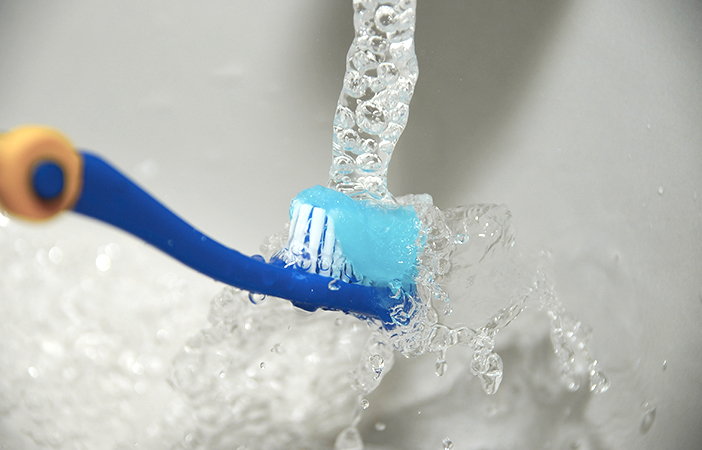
[{"x1": 0, "y1": 125, "x2": 417, "y2": 325}]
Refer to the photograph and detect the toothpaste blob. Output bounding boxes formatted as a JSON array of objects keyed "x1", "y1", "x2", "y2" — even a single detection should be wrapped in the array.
[{"x1": 293, "y1": 185, "x2": 422, "y2": 285}]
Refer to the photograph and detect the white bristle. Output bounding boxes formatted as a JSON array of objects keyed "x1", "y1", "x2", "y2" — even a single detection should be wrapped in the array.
[{"x1": 286, "y1": 201, "x2": 341, "y2": 277}]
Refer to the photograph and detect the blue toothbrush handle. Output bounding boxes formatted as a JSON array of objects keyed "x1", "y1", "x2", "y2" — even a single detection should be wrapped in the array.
[
  {"x1": 0, "y1": 126, "x2": 403, "y2": 324},
  {"x1": 75, "y1": 152, "x2": 401, "y2": 322}
]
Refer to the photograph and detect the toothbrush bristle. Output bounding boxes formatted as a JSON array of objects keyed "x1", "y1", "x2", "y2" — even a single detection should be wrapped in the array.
[{"x1": 279, "y1": 201, "x2": 344, "y2": 279}]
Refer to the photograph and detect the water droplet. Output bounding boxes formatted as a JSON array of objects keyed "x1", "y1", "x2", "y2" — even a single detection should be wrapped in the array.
[
  {"x1": 95, "y1": 254, "x2": 111, "y2": 271},
  {"x1": 377, "y1": 62, "x2": 399, "y2": 86},
  {"x1": 260, "y1": 362, "x2": 265, "y2": 369},
  {"x1": 356, "y1": 152, "x2": 383, "y2": 172},
  {"x1": 28, "y1": 367, "x2": 38, "y2": 378},
  {"x1": 454, "y1": 233, "x2": 469, "y2": 244},
  {"x1": 270, "y1": 343, "x2": 282, "y2": 353},
  {"x1": 248, "y1": 292, "x2": 266, "y2": 304},
  {"x1": 333, "y1": 155, "x2": 356, "y2": 175},
  {"x1": 328, "y1": 279, "x2": 341, "y2": 291},
  {"x1": 368, "y1": 36, "x2": 389, "y2": 55},
  {"x1": 334, "y1": 426, "x2": 363, "y2": 450},
  {"x1": 250, "y1": 254, "x2": 265, "y2": 263},
  {"x1": 589, "y1": 368, "x2": 610, "y2": 394},
  {"x1": 380, "y1": 122, "x2": 404, "y2": 142},
  {"x1": 442, "y1": 437, "x2": 454, "y2": 450},
  {"x1": 374, "y1": 422, "x2": 386, "y2": 431},
  {"x1": 640, "y1": 403, "x2": 656, "y2": 434},
  {"x1": 435, "y1": 360, "x2": 447, "y2": 377},
  {"x1": 662, "y1": 360, "x2": 667, "y2": 371},
  {"x1": 369, "y1": 354, "x2": 385, "y2": 379},
  {"x1": 48, "y1": 246, "x2": 63, "y2": 264},
  {"x1": 352, "y1": 49, "x2": 377, "y2": 73},
  {"x1": 658, "y1": 186, "x2": 664, "y2": 195},
  {"x1": 360, "y1": 398, "x2": 370, "y2": 410},
  {"x1": 356, "y1": 101, "x2": 388, "y2": 134},
  {"x1": 343, "y1": 70, "x2": 367, "y2": 98},
  {"x1": 375, "y1": 5, "x2": 399, "y2": 33},
  {"x1": 336, "y1": 128, "x2": 360, "y2": 153}
]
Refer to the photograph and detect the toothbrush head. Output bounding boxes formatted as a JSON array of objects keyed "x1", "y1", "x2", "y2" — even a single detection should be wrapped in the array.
[{"x1": 273, "y1": 185, "x2": 424, "y2": 322}]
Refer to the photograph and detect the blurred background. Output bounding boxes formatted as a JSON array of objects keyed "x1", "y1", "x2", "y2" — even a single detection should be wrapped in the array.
[{"x1": 1, "y1": 1, "x2": 700, "y2": 448}]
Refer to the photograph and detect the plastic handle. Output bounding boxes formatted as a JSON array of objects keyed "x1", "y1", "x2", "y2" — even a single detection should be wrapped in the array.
[
  {"x1": 0, "y1": 126, "x2": 83, "y2": 220},
  {"x1": 0, "y1": 126, "x2": 403, "y2": 324}
]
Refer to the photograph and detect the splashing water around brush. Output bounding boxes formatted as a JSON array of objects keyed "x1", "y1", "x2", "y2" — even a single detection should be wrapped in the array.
[{"x1": 170, "y1": 1, "x2": 608, "y2": 448}]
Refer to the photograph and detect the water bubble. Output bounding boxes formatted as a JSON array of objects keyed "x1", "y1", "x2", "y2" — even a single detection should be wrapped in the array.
[
  {"x1": 640, "y1": 403, "x2": 656, "y2": 434},
  {"x1": 375, "y1": 5, "x2": 400, "y2": 33},
  {"x1": 391, "y1": 101, "x2": 409, "y2": 126},
  {"x1": 361, "y1": 176, "x2": 386, "y2": 198},
  {"x1": 328, "y1": 279, "x2": 341, "y2": 291},
  {"x1": 356, "y1": 152, "x2": 383, "y2": 173},
  {"x1": 332, "y1": 155, "x2": 356, "y2": 175},
  {"x1": 397, "y1": 77, "x2": 414, "y2": 102},
  {"x1": 380, "y1": 122, "x2": 404, "y2": 142},
  {"x1": 48, "y1": 246, "x2": 63, "y2": 264},
  {"x1": 352, "y1": 49, "x2": 377, "y2": 73},
  {"x1": 378, "y1": 140, "x2": 394, "y2": 154},
  {"x1": 344, "y1": 70, "x2": 367, "y2": 98},
  {"x1": 376, "y1": 88, "x2": 399, "y2": 110},
  {"x1": 442, "y1": 437, "x2": 454, "y2": 450},
  {"x1": 356, "y1": 101, "x2": 388, "y2": 134},
  {"x1": 377, "y1": 62, "x2": 399, "y2": 86},
  {"x1": 248, "y1": 292, "x2": 266, "y2": 304},
  {"x1": 131, "y1": 362, "x2": 144, "y2": 375},
  {"x1": 95, "y1": 254, "x2": 111, "y2": 272},
  {"x1": 334, "y1": 105, "x2": 356, "y2": 128},
  {"x1": 360, "y1": 398, "x2": 369, "y2": 410},
  {"x1": 336, "y1": 128, "x2": 360, "y2": 153},
  {"x1": 368, "y1": 36, "x2": 389, "y2": 55}
]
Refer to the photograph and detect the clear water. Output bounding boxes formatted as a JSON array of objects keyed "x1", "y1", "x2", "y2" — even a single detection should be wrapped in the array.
[
  {"x1": 328, "y1": 0, "x2": 418, "y2": 203},
  {"x1": 0, "y1": 1, "x2": 615, "y2": 448}
]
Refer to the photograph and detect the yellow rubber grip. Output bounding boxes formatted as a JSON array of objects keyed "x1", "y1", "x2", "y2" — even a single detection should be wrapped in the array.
[{"x1": 0, "y1": 125, "x2": 83, "y2": 221}]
